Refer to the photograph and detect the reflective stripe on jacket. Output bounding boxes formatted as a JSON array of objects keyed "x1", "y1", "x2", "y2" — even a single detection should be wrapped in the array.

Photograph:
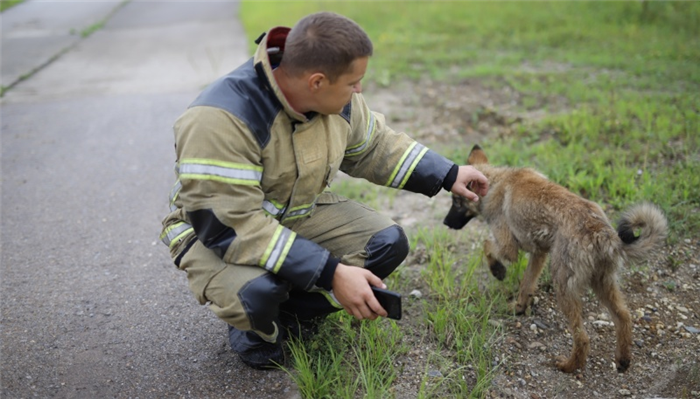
[{"x1": 160, "y1": 26, "x2": 454, "y2": 291}]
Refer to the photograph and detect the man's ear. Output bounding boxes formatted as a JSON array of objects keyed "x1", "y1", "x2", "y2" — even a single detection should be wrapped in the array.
[
  {"x1": 467, "y1": 144, "x2": 489, "y2": 165},
  {"x1": 308, "y1": 73, "x2": 326, "y2": 92}
]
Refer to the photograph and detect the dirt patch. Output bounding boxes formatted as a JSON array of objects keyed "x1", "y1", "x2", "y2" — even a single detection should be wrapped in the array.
[
  {"x1": 361, "y1": 80, "x2": 700, "y2": 399},
  {"x1": 366, "y1": 77, "x2": 568, "y2": 150}
]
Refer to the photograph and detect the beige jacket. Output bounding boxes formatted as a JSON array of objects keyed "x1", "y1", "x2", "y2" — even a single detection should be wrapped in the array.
[{"x1": 161, "y1": 26, "x2": 455, "y2": 291}]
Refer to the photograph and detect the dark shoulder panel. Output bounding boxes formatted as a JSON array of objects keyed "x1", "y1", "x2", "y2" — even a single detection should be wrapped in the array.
[
  {"x1": 189, "y1": 58, "x2": 281, "y2": 148},
  {"x1": 339, "y1": 102, "x2": 352, "y2": 124}
]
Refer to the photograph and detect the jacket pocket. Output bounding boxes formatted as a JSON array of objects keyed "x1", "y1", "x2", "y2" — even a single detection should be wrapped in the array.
[{"x1": 315, "y1": 191, "x2": 347, "y2": 205}]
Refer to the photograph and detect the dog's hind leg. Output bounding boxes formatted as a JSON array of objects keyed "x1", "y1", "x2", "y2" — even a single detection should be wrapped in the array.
[
  {"x1": 514, "y1": 251, "x2": 548, "y2": 315},
  {"x1": 592, "y1": 270, "x2": 633, "y2": 373},
  {"x1": 553, "y1": 266, "x2": 590, "y2": 373}
]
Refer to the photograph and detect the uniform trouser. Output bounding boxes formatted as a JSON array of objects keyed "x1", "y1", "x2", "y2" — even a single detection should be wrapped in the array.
[{"x1": 175, "y1": 193, "x2": 409, "y2": 349}]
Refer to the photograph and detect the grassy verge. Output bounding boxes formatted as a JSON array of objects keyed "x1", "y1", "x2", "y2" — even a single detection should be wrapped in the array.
[
  {"x1": 0, "y1": 0, "x2": 24, "y2": 13},
  {"x1": 240, "y1": 1, "x2": 700, "y2": 397}
]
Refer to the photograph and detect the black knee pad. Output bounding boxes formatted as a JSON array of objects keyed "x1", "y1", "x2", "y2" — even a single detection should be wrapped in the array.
[
  {"x1": 364, "y1": 225, "x2": 409, "y2": 279},
  {"x1": 238, "y1": 273, "x2": 290, "y2": 336}
]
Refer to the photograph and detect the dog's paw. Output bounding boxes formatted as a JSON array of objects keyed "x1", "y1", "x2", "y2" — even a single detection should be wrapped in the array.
[
  {"x1": 508, "y1": 300, "x2": 528, "y2": 315},
  {"x1": 554, "y1": 356, "x2": 578, "y2": 374},
  {"x1": 489, "y1": 261, "x2": 506, "y2": 281},
  {"x1": 514, "y1": 302, "x2": 528, "y2": 316},
  {"x1": 616, "y1": 357, "x2": 630, "y2": 373}
]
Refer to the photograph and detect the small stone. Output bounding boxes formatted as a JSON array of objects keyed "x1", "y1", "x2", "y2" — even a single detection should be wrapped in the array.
[
  {"x1": 533, "y1": 319, "x2": 549, "y2": 329},
  {"x1": 684, "y1": 326, "x2": 700, "y2": 334},
  {"x1": 528, "y1": 341, "x2": 544, "y2": 349},
  {"x1": 428, "y1": 369, "x2": 443, "y2": 378},
  {"x1": 619, "y1": 388, "x2": 632, "y2": 396},
  {"x1": 677, "y1": 306, "x2": 689, "y2": 313},
  {"x1": 515, "y1": 321, "x2": 522, "y2": 328},
  {"x1": 530, "y1": 324, "x2": 538, "y2": 333}
]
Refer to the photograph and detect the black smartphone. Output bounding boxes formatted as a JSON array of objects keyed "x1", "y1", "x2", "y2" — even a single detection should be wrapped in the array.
[{"x1": 371, "y1": 286, "x2": 402, "y2": 320}]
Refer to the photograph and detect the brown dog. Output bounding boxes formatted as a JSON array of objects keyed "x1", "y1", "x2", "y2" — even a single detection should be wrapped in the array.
[{"x1": 444, "y1": 145, "x2": 668, "y2": 373}]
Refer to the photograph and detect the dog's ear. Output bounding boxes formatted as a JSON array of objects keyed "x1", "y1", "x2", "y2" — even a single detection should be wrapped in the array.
[{"x1": 467, "y1": 144, "x2": 489, "y2": 165}]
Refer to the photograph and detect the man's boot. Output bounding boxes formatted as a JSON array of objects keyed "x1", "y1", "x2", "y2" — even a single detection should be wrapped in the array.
[
  {"x1": 227, "y1": 325, "x2": 284, "y2": 369},
  {"x1": 278, "y1": 311, "x2": 324, "y2": 341}
]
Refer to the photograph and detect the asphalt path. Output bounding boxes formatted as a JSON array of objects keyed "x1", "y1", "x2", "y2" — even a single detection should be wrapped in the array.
[{"x1": 1, "y1": 1, "x2": 300, "y2": 397}]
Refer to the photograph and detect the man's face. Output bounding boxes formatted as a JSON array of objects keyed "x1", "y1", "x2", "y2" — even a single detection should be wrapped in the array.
[{"x1": 315, "y1": 56, "x2": 368, "y2": 115}]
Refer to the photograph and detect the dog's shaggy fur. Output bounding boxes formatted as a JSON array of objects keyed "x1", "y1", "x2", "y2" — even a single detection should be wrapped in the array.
[{"x1": 444, "y1": 145, "x2": 668, "y2": 373}]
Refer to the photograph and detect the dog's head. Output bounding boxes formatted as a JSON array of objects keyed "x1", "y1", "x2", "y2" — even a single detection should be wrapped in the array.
[{"x1": 443, "y1": 145, "x2": 489, "y2": 230}]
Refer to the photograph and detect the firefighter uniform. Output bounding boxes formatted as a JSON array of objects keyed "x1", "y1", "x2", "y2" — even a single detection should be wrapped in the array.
[{"x1": 160, "y1": 26, "x2": 456, "y2": 346}]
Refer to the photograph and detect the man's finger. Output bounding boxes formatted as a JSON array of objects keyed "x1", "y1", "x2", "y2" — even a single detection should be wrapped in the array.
[
  {"x1": 351, "y1": 307, "x2": 363, "y2": 320},
  {"x1": 473, "y1": 180, "x2": 489, "y2": 196},
  {"x1": 368, "y1": 296, "x2": 388, "y2": 318},
  {"x1": 456, "y1": 185, "x2": 478, "y2": 202}
]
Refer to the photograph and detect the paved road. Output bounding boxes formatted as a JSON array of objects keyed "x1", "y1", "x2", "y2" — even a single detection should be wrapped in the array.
[{"x1": 1, "y1": 1, "x2": 299, "y2": 397}]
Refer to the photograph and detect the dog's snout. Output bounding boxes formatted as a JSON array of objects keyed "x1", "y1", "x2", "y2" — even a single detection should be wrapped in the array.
[{"x1": 443, "y1": 206, "x2": 472, "y2": 229}]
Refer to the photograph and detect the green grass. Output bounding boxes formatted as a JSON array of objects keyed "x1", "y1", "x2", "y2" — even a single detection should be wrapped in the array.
[
  {"x1": 241, "y1": 1, "x2": 700, "y2": 397},
  {"x1": 280, "y1": 227, "x2": 502, "y2": 399},
  {"x1": 281, "y1": 314, "x2": 408, "y2": 399},
  {"x1": 0, "y1": 0, "x2": 24, "y2": 12}
]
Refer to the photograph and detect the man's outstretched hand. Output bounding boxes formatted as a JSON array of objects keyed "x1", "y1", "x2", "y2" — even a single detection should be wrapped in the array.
[
  {"x1": 451, "y1": 165, "x2": 489, "y2": 202},
  {"x1": 332, "y1": 263, "x2": 387, "y2": 320}
]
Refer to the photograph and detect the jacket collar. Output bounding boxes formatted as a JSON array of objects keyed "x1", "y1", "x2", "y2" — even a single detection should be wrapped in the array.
[{"x1": 254, "y1": 27, "x2": 309, "y2": 123}]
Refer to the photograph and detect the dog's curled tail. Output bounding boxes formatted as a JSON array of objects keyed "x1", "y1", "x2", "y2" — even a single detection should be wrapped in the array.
[{"x1": 617, "y1": 202, "x2": 668, "y2": 264}]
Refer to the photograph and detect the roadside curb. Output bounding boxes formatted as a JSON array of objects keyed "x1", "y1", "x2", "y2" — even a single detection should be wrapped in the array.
[{"x1": 0, "y1": 0, "x2": 131, "y2": 98}]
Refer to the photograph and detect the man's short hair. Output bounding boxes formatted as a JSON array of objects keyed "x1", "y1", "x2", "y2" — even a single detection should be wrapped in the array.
[{"x1": 281, "y1": 12, "x2": 373, "y2": 82}]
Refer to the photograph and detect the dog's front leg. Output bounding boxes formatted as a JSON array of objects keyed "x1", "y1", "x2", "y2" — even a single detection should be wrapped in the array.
[
  {"x1": 483, "y1": 239, "x2": 507, "y2": 281},
  {"x1": 483, "y1": 221, "x2": 519, "y2": 281},
  {"x1": 513, "y1": 251, "x2": 548, "y2": 315}
]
